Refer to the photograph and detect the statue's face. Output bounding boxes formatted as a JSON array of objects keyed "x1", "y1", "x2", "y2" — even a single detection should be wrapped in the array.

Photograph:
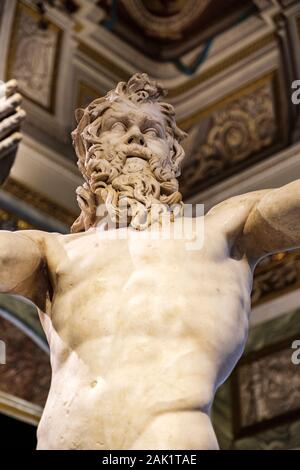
[
  {"x1": 80, "y1": 98, "x2": 182, "y2": 231},
  {"x1": 72, "y1": 73, "x2": 185, "y2": 232},
  {"x1": 98, "y1": 99, "x2": 171, "y2": 170}
]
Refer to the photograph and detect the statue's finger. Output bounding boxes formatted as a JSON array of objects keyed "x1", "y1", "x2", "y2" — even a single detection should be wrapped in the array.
[
  {"x1": 5, "y1": 79, "x2": 18, "y2": 98},
  {"x1": 0, "y1": 93, "x2": 23, "y2": 119},
  {"x1": 0, "y1": 109, "x2": 26, "y2": 140},
  {"x1": 0, "y1": 131, "x2": 22, "y2": 156}
]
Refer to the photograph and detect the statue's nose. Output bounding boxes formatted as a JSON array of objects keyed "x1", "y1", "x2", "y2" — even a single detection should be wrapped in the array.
[{"x1": 125, "y1": 126, "x2": 145, "y2": 146}]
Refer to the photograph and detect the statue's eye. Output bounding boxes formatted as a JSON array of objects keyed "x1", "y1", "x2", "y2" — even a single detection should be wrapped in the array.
[
  {"x1": 144, "y1": 128, "x2": 159, "y2": 137},
  {"x1": 111, "y1": 122, "x2": 126, "y2": 132}
]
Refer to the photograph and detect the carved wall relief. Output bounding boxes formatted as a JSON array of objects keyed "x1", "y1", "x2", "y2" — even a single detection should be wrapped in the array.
[
  {"x1": 6, "y1": 2, "x2": 61, "y2": 111},
  {"x1": 180, "y1": 77, "x2": 278, "y2": 195}
]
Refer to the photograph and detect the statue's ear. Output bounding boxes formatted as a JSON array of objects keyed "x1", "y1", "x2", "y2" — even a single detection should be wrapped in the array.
[{"x1": 75, "y1": 108, "x2": 85, "y2": 124}]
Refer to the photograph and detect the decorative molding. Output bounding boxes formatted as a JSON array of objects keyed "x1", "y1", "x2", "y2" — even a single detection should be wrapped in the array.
[{"x1": 297, "y1": 15, "x2": 300, "y2": 40}]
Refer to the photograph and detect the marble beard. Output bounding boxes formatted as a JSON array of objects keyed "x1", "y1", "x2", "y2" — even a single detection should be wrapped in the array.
[{"x1": 71, "y1": 74, "x2": 186, "y2": 232}]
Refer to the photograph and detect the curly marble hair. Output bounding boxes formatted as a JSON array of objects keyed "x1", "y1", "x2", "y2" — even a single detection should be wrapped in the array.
[{"x1": 71, "y1": 73, "x2": 187, "y2": 232}]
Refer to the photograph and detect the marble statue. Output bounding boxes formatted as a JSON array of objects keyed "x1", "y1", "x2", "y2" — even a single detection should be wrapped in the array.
[{"x1": 0, "y1": 74, "x2": 299, "y2": 450}]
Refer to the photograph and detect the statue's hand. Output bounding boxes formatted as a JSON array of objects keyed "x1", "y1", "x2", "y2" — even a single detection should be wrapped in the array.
[{"x1": 0, "y1": 79, "x2": 26, "y2": 184}]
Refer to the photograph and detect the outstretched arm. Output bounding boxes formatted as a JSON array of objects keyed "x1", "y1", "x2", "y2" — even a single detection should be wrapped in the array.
[
  {"x1": 0, "y1": 230, "x2": 49, "y2": 311},
  {"x1": 242, "y1": 179, "x2": 300, "y2": 261},
  {"x1": 0, "y1": 79, "x2": 26, "y2": 184}
]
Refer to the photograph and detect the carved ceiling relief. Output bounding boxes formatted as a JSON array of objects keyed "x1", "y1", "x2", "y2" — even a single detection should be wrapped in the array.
[
  {"x1": 2, "y1": 178, "x2": 77, "y2": 227},
  {"x1": 6, "y1": 2, "x2": 61, "y2": 111},
  {"x1": 179, "y1": 80, "x2": 277, "y2": 195}
]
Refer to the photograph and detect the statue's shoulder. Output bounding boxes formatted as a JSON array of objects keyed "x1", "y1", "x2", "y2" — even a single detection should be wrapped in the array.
[{"x1": 16, "y1": 229, "x2": 89, "y2": 251}]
